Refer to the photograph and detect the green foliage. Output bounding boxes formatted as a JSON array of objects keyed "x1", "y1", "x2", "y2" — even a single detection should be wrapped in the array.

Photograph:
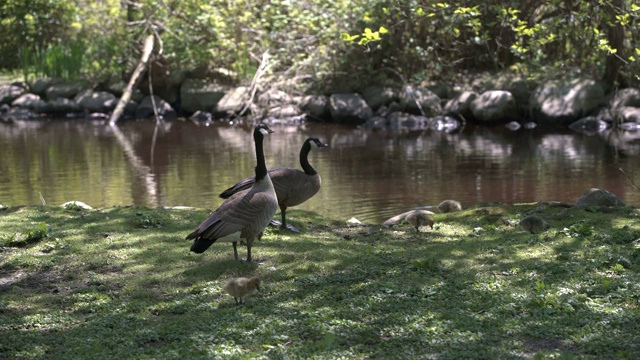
[{"x1": 2, "y1": 0, "x2": 640, "y2": 89}]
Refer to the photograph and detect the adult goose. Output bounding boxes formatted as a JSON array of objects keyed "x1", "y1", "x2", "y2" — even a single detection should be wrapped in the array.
[
  {"x1": 219, "y1": 137, "x2": 328, "y2": 232},
  {"x1": 186, "y1": 124, "x2": 278, "y2": 262}
]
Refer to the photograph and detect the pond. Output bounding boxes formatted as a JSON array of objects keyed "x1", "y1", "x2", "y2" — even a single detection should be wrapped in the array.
[{"x1": 1, "y1": 119, "x2": 639, "y2": 224}]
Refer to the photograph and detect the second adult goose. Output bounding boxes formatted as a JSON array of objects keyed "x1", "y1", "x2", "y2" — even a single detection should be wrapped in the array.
[
  {"x1": 219, "y1": 137, "x2": 328, "y2": 232},
  {"x1": 186, "y1": 124, "x2": 278, "y2": 262}
]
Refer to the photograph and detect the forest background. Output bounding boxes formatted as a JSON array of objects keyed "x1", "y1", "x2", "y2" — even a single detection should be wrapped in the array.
[{"x1": 0, "y1": 0, "x2": 638, "y2": 95}]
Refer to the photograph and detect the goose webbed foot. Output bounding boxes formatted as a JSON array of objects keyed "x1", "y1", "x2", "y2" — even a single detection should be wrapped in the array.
[
  {"x1": 282, "y1": 224, "x2": 300, "y2": 232},
  {"x1": 269, "y1": 219, "x2": 282, "y2": 227}
]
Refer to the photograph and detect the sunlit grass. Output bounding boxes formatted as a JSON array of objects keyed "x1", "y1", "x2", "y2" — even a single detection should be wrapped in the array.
[{"x1": 1, "y1": 204, "x2": 639, "y2": 358}]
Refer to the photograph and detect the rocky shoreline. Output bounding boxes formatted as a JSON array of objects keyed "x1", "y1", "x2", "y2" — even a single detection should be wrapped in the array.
[{"x1": 2, "y1": 74, "x2": 640, "y2": 135}]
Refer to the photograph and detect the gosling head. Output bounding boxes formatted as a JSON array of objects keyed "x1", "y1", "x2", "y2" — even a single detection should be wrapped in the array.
[{"x1": 247, "y1": 277, "x2": 261, "y2": 292}]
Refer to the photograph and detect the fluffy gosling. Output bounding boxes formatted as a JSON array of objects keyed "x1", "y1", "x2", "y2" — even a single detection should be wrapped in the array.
[
  {"x1": 519, "y1": 215, "x2": 550, "y2": 234},
  {"x1": 383, "y1": 209, "x2": 435, "y2": 232},
  {"x1": 437, "y1": 200, "x2": 462, "y2": 213},
  {"x1": 224, "y1": 277, "x2": 261, "y2": 305}
]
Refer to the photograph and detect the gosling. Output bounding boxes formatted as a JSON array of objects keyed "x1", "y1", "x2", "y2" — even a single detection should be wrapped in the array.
[
  {"x1": 224, "y1": 277, "x2": 261, "y2": 305},
  {"x1": 437, "y1": 200, "x2": 462, "y2": 213},
  {"x1": 519, "y1": 215, "x2": 550, "y2": 234},
  {"x1": 383, "y1": 209, "x2": 435, "y2": 232}
]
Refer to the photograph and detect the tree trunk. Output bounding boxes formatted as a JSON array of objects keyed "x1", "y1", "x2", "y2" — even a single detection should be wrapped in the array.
[{"x1": 601, "y1": 0, "x2": 626, "y2": 93}]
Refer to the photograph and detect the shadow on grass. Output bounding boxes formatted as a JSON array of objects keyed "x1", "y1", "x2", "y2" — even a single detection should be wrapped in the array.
[{"x1": 1, "y1": 204, "x2": 639, "y2": 358}]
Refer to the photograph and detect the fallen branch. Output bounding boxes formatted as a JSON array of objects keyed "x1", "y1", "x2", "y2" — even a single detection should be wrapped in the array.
[
  {"x1": 619, "y1": 167, "x2": 640, "y2": 191},
  {"x1": 108, "y1": 35, "x2": 155, "y2": 126}
]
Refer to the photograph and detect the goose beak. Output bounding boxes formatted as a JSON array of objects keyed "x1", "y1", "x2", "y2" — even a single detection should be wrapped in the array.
[{"x1": 320, "y1": 142, "x2": 329, "y2": 147}]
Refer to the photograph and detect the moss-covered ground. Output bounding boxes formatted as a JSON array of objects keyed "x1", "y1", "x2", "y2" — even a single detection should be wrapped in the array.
[{"x1": 1, "y1": 203, "x2": 639, "y2": 359}]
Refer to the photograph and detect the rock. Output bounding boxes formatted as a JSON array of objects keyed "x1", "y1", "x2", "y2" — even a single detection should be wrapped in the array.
[
  {"x1": 0, "y1": 84, "x2": 26, "y2": 105},
  {"x1": 614, "y1": 106, "x2": 640, "y2": 124},
  {"x1": 470, "y1": 90, "x2": 518, "y2": 123},
  {"x1": 329, "y1": 93, "x2": 373, "y2": 125},
  {"x1": 361, "y1": 86, "x2": 399, "y2": 110},
  {"x1": 45, "y1": 82, "x2": 85, "y2": 100},
  {"x1": 257, "y1": 88, "x2": 293, "y2": 107},
  {"x1": 426, "y1": 82, "x2": 454, "y2": 100},
  {"x1": 505, "y1": 121, "x2": 521, "y2": 131},
  {"x1": 483, "y1": 73, "x2": 532, "y2": 110},
  {"x1": 47, "y1": 97, "x2": 80, "y2": 114},
  {"x1": 611, "y1": 88, "x2": 640, "y2": 109},
  {"x1": 189, "y1": 110, "x2": 213, "y2": 122},
  {"x1": 398, "y1": 85, "x2": 442, "y2": 116},
  {"x1": 265, "y1": 104, "x2": 302, "y2": 118},
  {"x1": 11, "y1": 94, "x2": 47, "y2": 112},
  {"x1": 431, "y1": 113, "x2": 462, "y2": 132},
  {"x1": 444, "y1": 90, "x2": 478, "y2": 121},
  {"x1": 61, "y1": 201, "x2": 93, "y2": 210},
  {"x1": 299, "y1": 95, "x2": 330, "y2": 120},
  {"x1": 346, "y1": 217, "x2": 362, "y2": 225},
  {"x1": 519, "y1": 215, "x2": 550, "y2": 234},
  {"x1": 30, "y1": 78, "x2": 60, "y2": 97},
  {"x1": 214, "y1": 86, "x2": 250, "y2": 115},
  {"x1": 136, "y1": 95, "x2": 177, "y2": 120},
  {"x1": 180, "y1": 79, "x2": 226, "y2": 113},
  {"x1": 75, "y1": 90, "x2": 117, "y2": 112},
  {"x1": 530, "y1": 78, "x2": 606, "y2": 125},
  {"x1": 575, "y1": 188, "x2": 625, "y2": 208},
  {"x1": 568, "y1": 116, "x2": 609, "y2": 135}
]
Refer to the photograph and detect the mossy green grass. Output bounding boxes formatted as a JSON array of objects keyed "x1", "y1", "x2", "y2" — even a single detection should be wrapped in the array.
[{"x1": 1, "y1": 203, "x2": 639, "y2": 359}]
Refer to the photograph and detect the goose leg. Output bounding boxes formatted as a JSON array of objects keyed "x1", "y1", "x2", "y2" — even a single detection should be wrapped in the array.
[
  {"x1": 246, "y1": 243, "x2": 252, "y2": 262},
  {"x1": 280, "y1": 208, "x2": 301, "y2": 233},
  {"x1": 232, "y1": 241, "x2": 239, "y2": 260}
]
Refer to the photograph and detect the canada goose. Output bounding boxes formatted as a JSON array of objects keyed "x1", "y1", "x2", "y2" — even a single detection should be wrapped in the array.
[
  {"x1": 437, "y1": 200, "x2": 462, "y2": 213},
  {"x1": 224, "y1": 277, "x2": 261, "y2": 305},
  {"x1": 220, "y1": 137, "x2": 328, "y2": 232},
  {"x1": 383, "y1": 210, "x2": 435, "y2": 232},
  {"x1": 519, "y1": 215, "x2": 550, "y2": 234},
  {"x1": 186, "y1": 124, "x2": 278, "y2": 262}
]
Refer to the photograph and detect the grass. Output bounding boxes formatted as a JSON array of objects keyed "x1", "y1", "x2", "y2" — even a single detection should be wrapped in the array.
[{"x1": 1, "y1": 203, "x2": 640, "y2": 359}]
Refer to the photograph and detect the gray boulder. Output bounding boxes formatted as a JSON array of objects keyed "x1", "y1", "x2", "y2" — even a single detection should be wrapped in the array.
[
  {"x1": 30, "y1": 78, "x2": 60, "y2": 97},
  {"x1": 568, "y1": 116, "x2": 609, "y2": 135},
  {"x1": 0, "y1": 84, "x2": 26, "y2": 105},
  {"x1": 48, "y1": 97, "x2": 80, "y2": 114},
  {"x1": 361, "y1": 86, "x2": 399, "y2": 110},
  {"x1": 265, "y1": 104, "x2": 302, "y2": 118},
  {"x1": 299, "y1": 95, "x2": 330, "y2": 120},
  {"x1": 45, "y1": 83, "x2": 85, "y2": 100},
  {"x1": 329, "y1": 93, "x2": 373, "y2": 125},
  {"x1": 483, "y1": 74, "x2": 532, "y2": 109},
  {"x1": 75, "y1": 90, "x2": 117, "y2": 112},
  {"x1": 615, "y1": 106, "x2": 640, "y2": 124},
  {"x1": 470, "y1": 90, "x2": 518, "y2": 123},
  {"x1": 445, "y1": 90, "x2": 478, "y2": 121},
  {"x1": 11, "y1": 93, "x2": 47, "y2": 112},
  {"x1": 214, "y1": 86, "x2": 249, "y2": 115},
  {"x1": 180, "y1": 79, "x2": 226, "y2": 113},
  {"x1": 136, "y1": 95, "x2": 176, "y2": 119},
  {"x1": 530, "y1": 78, "x2": 606, "y2": 125},
  {"x1": 611, "y1": 88, "x2": 640, "y2": 109},
  {"x1": 575, "y1": 188, "x2": 625, "y2": 208},
  {"x1": 398, "y1": 86, "x2": 441, "y2": 116}
]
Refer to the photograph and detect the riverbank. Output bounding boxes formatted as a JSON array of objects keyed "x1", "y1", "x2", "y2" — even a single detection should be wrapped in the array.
[{"x1": 1, "y1": 203, "x2": 639, "y2": 358}]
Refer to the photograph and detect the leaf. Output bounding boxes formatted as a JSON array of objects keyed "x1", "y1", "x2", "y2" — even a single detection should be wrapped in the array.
[{"x1": 378, "y1": 26, "x2": 388, "y2": 34}]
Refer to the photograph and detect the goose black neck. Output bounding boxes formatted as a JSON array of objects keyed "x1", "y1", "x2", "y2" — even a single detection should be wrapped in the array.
[
  {"x1": 254, "y1": 132, "x2": 268, "y2": 181},
  {"x1": 300, "y1": 141, "x2": 317, "y2": 175}
]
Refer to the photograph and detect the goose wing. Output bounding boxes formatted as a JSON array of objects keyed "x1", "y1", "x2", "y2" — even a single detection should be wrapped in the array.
[{"x1": 189, "y1": 187, "x2": 277, "y2": 241}]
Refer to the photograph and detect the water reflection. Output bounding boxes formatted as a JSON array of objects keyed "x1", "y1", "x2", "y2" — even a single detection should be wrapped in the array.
[{"x1": 0, "y1": 120, "x2": 638, "y2": 223}]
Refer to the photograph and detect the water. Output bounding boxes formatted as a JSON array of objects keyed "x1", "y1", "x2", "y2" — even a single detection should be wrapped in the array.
[{"x1": 1, "y1": 119, "x2": 639, "y2": 223}]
